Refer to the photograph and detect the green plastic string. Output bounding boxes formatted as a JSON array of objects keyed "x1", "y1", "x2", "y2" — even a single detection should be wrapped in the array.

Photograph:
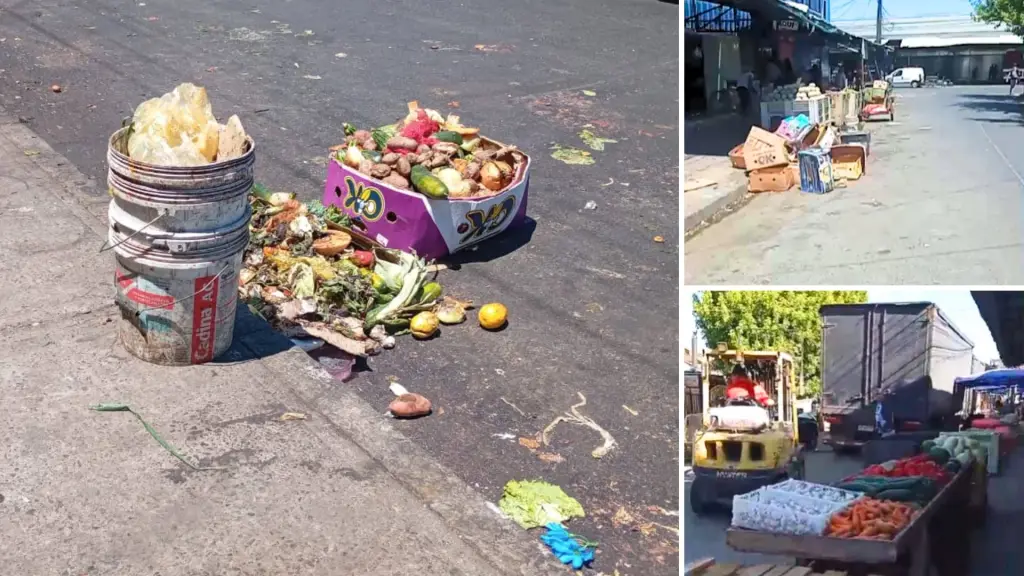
[{"x1": 90, "y1": 403, "x2": 222, "y2": 471}]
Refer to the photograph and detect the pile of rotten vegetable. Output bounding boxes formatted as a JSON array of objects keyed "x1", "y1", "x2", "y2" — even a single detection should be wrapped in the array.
[
  {"x1": 333, "y1": 101, "x2": 525, "y2": 199},
  {"x1": 239, "y1": 185, "x2": 474, "y2": 357}
]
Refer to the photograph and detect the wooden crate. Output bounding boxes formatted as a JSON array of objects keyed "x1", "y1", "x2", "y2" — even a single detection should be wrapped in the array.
[
  {"x1": 724, "y1": 464, "x2": 975, "y2": 576},
  {"x1": 684, "y1": 559, "x2": 883, "y2": 576}
]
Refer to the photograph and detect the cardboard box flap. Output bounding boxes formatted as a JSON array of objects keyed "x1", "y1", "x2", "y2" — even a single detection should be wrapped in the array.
[{"x1": 742, "y1": 127, "x2": 789, "y2": 171}]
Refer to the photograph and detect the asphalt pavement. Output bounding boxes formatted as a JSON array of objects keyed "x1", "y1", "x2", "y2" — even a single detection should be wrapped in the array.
[
  {"x1": 685, "y1": 84, "x2": 1024, "y2": 285},
  {"x1": 0, "y1": 0, "x2": 680, "y2": 573}
]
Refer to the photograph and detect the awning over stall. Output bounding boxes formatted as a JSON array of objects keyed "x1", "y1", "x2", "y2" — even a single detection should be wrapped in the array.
[{"x1": 955, "y1": 369, "x2": 1024, "y2": 390}]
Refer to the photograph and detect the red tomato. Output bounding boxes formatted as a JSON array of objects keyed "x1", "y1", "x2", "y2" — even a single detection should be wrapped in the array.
[{"x1": 350, "y1": 250, "x2": 375, "y2": 268}]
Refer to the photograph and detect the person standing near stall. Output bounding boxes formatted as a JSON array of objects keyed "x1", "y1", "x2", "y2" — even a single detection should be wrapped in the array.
[{"x1": 765, "y1": 58, "x2": 782, "y2": 89}]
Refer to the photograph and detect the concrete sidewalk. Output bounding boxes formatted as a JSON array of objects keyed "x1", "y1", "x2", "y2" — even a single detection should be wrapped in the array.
[
  {"x1": 683, "y1": 113, "x2": 754, "y2": 235},
  {"x1": 0, "y1": 112, "x2": 563, "y2": 575}
]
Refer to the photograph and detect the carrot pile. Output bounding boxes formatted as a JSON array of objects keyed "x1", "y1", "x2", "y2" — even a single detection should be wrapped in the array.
[{"x1": 824, "y1": 498, "x2": 916, "y2": 540}]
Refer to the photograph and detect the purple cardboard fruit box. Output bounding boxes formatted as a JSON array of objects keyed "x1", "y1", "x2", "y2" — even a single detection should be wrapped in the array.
[{"x1": 322, "y1": 144, "x2": 531, "y2": 260}]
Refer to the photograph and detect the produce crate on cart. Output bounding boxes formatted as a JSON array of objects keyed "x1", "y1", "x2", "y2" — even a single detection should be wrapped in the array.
[
  {"x1": 725, "y1": 464, "x2": 975, "y2": 576},
  {"x1": 760, "y1": 100, "x2": 793, "y2": 131},
  {"x1": 792, "y1": 95, "x2": 833, "y2": 126},
  {"x1": 686, "y1": 559, "x2": 890, "y2": 576},
  {"x1": 938, "y1": 431, "x2": 1000, "y2": 475}
]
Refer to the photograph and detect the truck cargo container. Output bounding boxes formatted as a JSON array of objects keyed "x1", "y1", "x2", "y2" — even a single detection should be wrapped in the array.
[{"x1": 819, "y1": 302, "x2": 974, "y2": 451}]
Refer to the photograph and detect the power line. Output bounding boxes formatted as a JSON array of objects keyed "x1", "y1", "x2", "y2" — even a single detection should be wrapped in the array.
[{"x1": 831, "y1": 0, "x2": 869, "y2": 22}]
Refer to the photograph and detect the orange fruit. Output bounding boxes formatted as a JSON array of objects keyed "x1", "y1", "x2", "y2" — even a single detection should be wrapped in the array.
[{"x1": 478, "y1": 303, "x2": 508, "y2": 330}]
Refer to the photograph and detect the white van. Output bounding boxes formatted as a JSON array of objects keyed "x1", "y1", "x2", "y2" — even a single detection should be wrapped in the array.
[{"x1": 886, "y1": 67, "x2": 925, "y2": 88}]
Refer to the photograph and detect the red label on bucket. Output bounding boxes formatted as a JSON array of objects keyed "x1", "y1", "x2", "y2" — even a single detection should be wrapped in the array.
[
  {"x1": 190, "y1": 275, "x2": 220, "y2": 364},
  {"x1": 116, "y1": 270, "x2": 175, "y2": 310}
]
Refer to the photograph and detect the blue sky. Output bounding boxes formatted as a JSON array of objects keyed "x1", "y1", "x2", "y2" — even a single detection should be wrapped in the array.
[
  {"x1": 831, "y1": 0, "x2": 974, "y2": 20},
  {"x1": 682, "y1": 290, "x2": 999, "y2": 364}
]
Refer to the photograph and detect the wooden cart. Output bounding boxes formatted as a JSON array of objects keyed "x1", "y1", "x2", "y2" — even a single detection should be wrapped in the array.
[
  {"x1": 685, "y1": 559, "x2": 883, "y2": 576},
  {"x1": 725, "y1": 465, "x2": 974, "y2": 576}
]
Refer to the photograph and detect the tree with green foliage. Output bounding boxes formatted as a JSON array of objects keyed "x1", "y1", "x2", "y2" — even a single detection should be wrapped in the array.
[
  {"x1": 692, "y1": 291, "x2": 868, "y2": 398},
  {"x1": 972, "y1": 0, "x2": 1024, "y2": 37}
]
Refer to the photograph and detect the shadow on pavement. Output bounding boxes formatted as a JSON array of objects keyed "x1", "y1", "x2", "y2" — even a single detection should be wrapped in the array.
[
  {"x1": 956, "y1": 93, "x2": 1024, "y2": 124},
  {"x1": 442, "y1": 217, "x2": 538, "y2": 266},
  {"x1": 684, "y1": 113, "x2": 756, "y2": 157},
  {"x1": 219, "y1": 306, "x2": 298, "y2": 363}
]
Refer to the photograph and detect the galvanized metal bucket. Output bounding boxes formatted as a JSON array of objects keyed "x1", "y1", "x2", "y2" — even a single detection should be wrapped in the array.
[
  {"x1": 107, "y1": 127, "x2": 255, "y2": 233},
  {"x1": 106, "y1": 127, "x2": 255, "y2": 365},
  {"x1": 110, "y1": 207, "x2": 249, "y2": 366}
]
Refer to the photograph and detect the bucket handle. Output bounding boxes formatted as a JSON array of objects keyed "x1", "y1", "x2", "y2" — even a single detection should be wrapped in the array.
[
  {"x1": 99, "y1": 213, "x2": 163, "y2": 253},
  {"x1": 125, "y1": 264, "x2": 231, "y2": 316}
]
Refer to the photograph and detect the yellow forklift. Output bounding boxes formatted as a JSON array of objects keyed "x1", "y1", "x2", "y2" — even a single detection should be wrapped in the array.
[{"x1": 689, "y1": 348, "x2": 804, "y2": 515}]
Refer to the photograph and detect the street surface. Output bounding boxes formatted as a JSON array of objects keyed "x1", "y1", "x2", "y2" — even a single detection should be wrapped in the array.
[
  {"x1": 686, "y1": 85, "x2": 1024, "y2": 285},
  {"x1": 0, "y1": 0, "x2": 680, "y2": 573}
]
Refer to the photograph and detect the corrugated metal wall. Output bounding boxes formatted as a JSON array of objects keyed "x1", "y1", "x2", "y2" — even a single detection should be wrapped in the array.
[
  {"x1": 897, "y1": 46, "x2": 1022, "y2": 83},
  {"x1": 683, "y1": 0, "x2": 830, "y2": 33}
]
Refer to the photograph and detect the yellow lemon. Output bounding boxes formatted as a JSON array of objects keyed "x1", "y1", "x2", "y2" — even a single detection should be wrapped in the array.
[
  {"x1": 410, "y1": 311, "x2": 440, "y2": 339},
  {"x1": 478, "y1": 303, "x2": 508, "y2": 330}
]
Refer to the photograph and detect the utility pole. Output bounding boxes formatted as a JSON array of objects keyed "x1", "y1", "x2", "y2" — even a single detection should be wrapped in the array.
[
  {"x1": 875, "y1": 0, "x2": 883, "y2": 44},
  {"x1": 799, "y1": 339, "x2": 806, "y2": 396}
]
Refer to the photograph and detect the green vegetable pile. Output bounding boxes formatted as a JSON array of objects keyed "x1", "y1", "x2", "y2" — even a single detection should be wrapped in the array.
[
  {"x1": 835, "y1": 476, "x2": 938, "y2": 505},
  {"x1": 240, "y1": 185, "x2": 449, "y2": 357},
  {"x1": 498, "y1": 480, "x2": 586, "y2": 530}
]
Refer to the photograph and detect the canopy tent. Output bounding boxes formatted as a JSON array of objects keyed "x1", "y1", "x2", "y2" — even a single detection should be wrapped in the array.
[{"x1": 955, "y1": 369, "x2": 1024, "y2": 390}]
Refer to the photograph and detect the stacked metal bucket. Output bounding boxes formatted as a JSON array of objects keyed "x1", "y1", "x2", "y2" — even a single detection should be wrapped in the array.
[{"x1": 105, "y1": 128, "x2": 255, "y2": 365}]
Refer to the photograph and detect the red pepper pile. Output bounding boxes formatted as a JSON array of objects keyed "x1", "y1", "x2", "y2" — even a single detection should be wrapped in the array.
[
  {"x1": 397, "y1": 110, "x2": 440, "y2": 148},
  {"x1": 845, "y1": 454, "x2": 951, "y2": 485}
]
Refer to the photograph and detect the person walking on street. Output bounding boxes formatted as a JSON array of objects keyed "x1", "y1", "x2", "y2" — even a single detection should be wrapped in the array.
[{"x1": 1010, "y1": 64, "x2": 1022, "y2": 96}]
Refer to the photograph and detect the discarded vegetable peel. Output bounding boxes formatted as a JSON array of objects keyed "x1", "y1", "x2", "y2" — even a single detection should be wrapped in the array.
[
  {"x1": 579, "y1": 129, "x2": 616, "y2": 151},
  {"x1": 550, "y1": 145, "x2": 595, "y2": 166},
  {"x1": 542, "y1": 392, "x2": 617, "y2": 459},
  {"x1": 90, "y1": 403, "x2": 222, "y2": 471},
  {"x1": 498, "y1": 480, "x2": 585, "y2": 529}
]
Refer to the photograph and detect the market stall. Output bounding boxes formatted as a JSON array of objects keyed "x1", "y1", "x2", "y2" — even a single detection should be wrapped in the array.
[
  {"x1": 720, "y1": 438, "x2": 990, "y2": 576},
  {"x1": 861, "y1": 81, "x2": 895, "y2": 122},
  {"x1": 955, "y1": 369, "x2": 1024, "y2": 467}
]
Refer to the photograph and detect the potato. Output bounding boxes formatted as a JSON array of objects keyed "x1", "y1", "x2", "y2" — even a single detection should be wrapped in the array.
[
  {"x1": 386, "y1": 136, "x2": 418, "y2": 150},
  {"x1": 431, "y1": 142, "x2": 460, "y2": 156},
  {"x1": 383, "y1": 172, "x2": 410, "y2": 189},
  {"x1": 361, "y1": 139, "x2": 378, "y2": 151},
  {"x1": 381, "y1": 152, "x2": 401, "y2": 165},
  {"x1": 396, "y1": 156, "x2": 412, "y2": 176},
  {"x1": 370, "y1": 163, "x2": 392, "y2": 178},
  {"x1": 416, "y1": 143, "x2": 432, "y2": 154},
  {"x1": 389, "y1": 393, "x2": 432, "y2": 419},
  {"x1": 424, "y1": 151, "x2": 449, "y2": 169},
  {"x1": 353, "y1": 129, "x2": 371, "y2": 142},
  {"x1": 357, "y1": 159, "x2": 374, "y2": 175},
  {"x1": 462, "y1": 160, "x2": 482, "y2": 181}
]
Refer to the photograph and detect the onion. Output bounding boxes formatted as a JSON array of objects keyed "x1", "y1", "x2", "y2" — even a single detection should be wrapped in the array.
[
  {"x1": 343, "y1": 145, "x2": 364, "y2": 168},
  {"x1": 436, "y1": 168, "x2": 464, "y2": 191},
  {"x1": 480, "y1": 161, "x2": 505, "y2": 191}
]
